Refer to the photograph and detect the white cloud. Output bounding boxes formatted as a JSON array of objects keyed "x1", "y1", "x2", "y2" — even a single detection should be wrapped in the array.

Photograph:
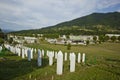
[
  {"x1": 0, "y1": 0, "x2": 120, "y2": 30},
  {"x1": 97, "y1": 0, "x2": 120, "y2": 9}
]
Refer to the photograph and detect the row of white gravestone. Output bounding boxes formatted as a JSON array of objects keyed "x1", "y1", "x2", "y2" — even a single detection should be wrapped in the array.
[
  {"x1": 4, "y1": 44, "x2": 35, "y2": 60},
  {"x1": 4, "y1": 44, "x2": 86, "y2": 75},
  {"x1": 37, "y1": 50, "x2": 86, "y2": 75},
  {"x1": 57, "y1": 51, "x2": 86, "y2": 75}
]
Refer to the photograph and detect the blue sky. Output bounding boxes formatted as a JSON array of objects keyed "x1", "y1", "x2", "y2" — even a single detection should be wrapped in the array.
[{"x1": 0, "y1": 0, "x2": 120, "y2": 31}]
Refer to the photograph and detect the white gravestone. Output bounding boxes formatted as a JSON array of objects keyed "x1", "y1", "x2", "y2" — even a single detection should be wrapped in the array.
[
  {"x1": 46, "y1": 50, "x2": 49, "y2": 57},
  {"x1": 38, "y1": 49, "x2": 42, "y2": 66},
  {"x1": 0, "y1": 46, "x2": 2, "y2": 52},
  {"x1": 22, "y1": 48, "x2": 25, "y2": 59},
  {"x1": 70, "y1": 53, "x2": 76, "y2": 72},
  {"x1": 56, "y1": 51, "x2": 63, "y2": 75},
  {"x1": 52, "y1": 51, "x2": 54, "y2": 57},
  {"x1": 17, "y1": 47, "x2": 20, "y2": 54},
  {"x1": 78, "y1": 53, "x2": 81, "y2": 63},
  {"x1": 18, "y1": 48, "x2": 21, "y2": 56},
  {"x1": 55, "y1": 52, "x2": 57, "y2": 59},
  {"x1": 48, "y1": 51, "x2": 54, "y2": 66},
  {"x1": 82, "y1": 53, "x2": 85, "y2": 63},
  {"x1": 31, "y1": 48, "x2": 33, "y2": 59},
  {"x1": 27, "y1": 49, "x2": 31, "y2": 61},
  {"x1": 64, "y1": 52, "x2": 67, "y2": 61}
]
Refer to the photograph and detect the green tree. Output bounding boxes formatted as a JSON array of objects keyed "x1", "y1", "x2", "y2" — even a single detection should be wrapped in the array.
[
  {"x1": 86, "y1": 40, "x2": 89, "y2": 45},
  {"x1": 111, "y1": 36, "x2": 116, "y2": 42},
  {"x1": 8, "y1": 37, "x2": 13, "y2": 44},
  {"x1": 66, "y1": 35, "x2": 70, "y2": 39},
  {"x1": 0, "y1": 38, "x2": 4, "y2": 44},
  {"x1": 13, "y1": 41, "x2": 19, "y2": 45},
  {"x1": 118, "y1": 36, "x2": 120, "y2": 41},
  {"x1": 104, "y1": 36, "x2": 109, "y2": 41},
  {"x1": 67, "y1": 43, "x2": 71, "y2": 50},
  {"x1": 93, "y1": 36, "x2": 97, "y2": 44},
  {"x1": 24, "y1": 40, "x2": 28, "y2": 44},
  {"x1": 99, "y1": 35, "x2": 105, "y2": 42}
]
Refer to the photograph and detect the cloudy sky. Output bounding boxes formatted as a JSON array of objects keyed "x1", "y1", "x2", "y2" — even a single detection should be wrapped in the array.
[{"x1": 0, "y1": 0, "x2": 120, "y2": 31}]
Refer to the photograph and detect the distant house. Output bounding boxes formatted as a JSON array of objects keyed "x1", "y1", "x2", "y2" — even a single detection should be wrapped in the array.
[
  {"x1": 46, "y1": 35, "x2": 99, "y2": 45},
  {"x1": 59, "y1": 35, "x2": 67, "y2": 39},
  {"x1": 24, "y1": 37, "x2": 37, "y2": 43},
  {"x1": 47, "y1": 38, "x2": 57, "y2": 44},
  {"x1": 105, "y1": 34, "x2": 120, "y2": 38},
  {"x1": 69, "y1": 35, "x2": 98, "y2": 45}
]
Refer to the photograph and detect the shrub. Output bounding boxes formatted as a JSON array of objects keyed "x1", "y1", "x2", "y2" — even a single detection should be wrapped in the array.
[
  {"x1": 111, "y1": 36, "x2": 116, "y2": 42},
  {"x1": 67, "y1": 43, "x2": 71, "y2": 50}
]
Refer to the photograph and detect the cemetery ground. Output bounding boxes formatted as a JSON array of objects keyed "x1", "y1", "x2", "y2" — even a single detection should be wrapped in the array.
[{"x1": 0, "y1": 42, "x2": 120, "y2": 80}]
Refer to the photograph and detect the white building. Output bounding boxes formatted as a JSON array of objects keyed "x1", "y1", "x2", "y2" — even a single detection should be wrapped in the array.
[
  {"x1": 105, "y1": 34, "x2": 120, "y2": 38},
  {"x1": 24, "y1": 37, "x2": 37, "y2": 43},
  {"x1": 69, "y1": 35, "x2": 98, "y2": 45}
]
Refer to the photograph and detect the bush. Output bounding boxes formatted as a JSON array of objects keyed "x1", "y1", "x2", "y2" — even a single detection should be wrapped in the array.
[
  {"x1": 93, "y1": 36, "x2": 97, "y2": 44},
  {"x1": 86, "y1": 40, "x2": 89, "y2": 45},
  {"x1": 118, "y1": 36, "x2": 120, "y2": 41},
  {"x1": 111, "y1": 36, "x2": 116, "y2": 42},
  {"x1": 104, "y1": 36, "x2": 109, "y2": 41},
  {"x1": 67, "y1": 43, "x2": 71, "y2": 50},
  {"x1": 0, "y1": 38, "x2": 4, "y2": 44}
]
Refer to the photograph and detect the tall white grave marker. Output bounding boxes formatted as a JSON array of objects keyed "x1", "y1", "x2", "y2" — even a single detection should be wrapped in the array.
[
  {"x1": 56, "y1": 51, "x2": 63, "y2": 75},
  {"x1": 82, "y1": 53, "x2": 85, "y2": 63},
  {"x1": 70, "y1": 53, "x2": 76, "y2": 72},
  {"x1": 38, "y1": 49, "x2": 42, "y2": 66},
  {"x1": 48, "y1": 51, "x2": 54, "y2": 66},
  {"x1": 18, "y1": 48, "x2": 21, "y2": 56},
  {"x1": 31, "y1": 48, "x2": 33, "y2": 59},
  {"x1": 64, "y1": 52, "x2": 67, "y2": 61},
  {"x1": 78, "y1": 53, "x2": 81, "y2": 63},
  {"x1": 0, "y1": 46, "x2": 2, "y2": 52},
  {"x1": 28, "y1": 49, "x2": 31, "y2": 61},
  {"x1": 55, "y1": 52, "x2": 57, "y2": 59},
  {"x1": 22, "y1": 48, "x2": 25, "y2": 59}
]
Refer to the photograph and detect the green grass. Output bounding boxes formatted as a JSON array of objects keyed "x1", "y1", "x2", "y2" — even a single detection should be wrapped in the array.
[{"x1": 0, "y1": 42, "x2": 120, "y2": 80}]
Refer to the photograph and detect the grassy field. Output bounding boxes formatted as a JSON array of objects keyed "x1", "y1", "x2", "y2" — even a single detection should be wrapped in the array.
[{"x1": 0, "y1": 42, "x2": 120, "y2": 80}]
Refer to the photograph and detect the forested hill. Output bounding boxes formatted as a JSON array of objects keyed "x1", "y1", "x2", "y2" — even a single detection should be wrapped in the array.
[{"x1": 11, "y1": 12, "x2": 120, "y2": 35}]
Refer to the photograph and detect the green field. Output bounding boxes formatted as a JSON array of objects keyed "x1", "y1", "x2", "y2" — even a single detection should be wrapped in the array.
[{"x1": 0, "y1": 42, "x2": 120, "y2": 80}]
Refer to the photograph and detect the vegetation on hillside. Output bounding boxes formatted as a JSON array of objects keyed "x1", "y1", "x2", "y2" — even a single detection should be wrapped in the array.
[{"x1": 11, "y1": 12, "x2": 120, "y2": 36}]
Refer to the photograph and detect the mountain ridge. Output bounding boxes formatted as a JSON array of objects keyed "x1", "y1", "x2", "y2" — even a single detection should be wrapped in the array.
[{"x1": 11, "y1": 12, "x2": 120, "y2": 35}]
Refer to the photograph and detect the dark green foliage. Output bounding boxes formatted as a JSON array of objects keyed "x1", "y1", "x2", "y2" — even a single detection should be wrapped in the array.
[
  {"x1": 118, "y1": 36, "x2": 120, "y2": 41},
  {"x1": 111, "y1": 36, "x2": 116, "y2": 42},
  {"x1": 43, "y1": 34, "x2": 59, "y2": 38},
  {"x1": 93, "y1": 36, "x2": 97, "y2": 43},
  {"x1": 8, "y1": 37, "x2": 13, "y2": 44},
  {"x1": 104, "y1": 36, "x2": 110, "y2": 41},
  {"x1": 64, "y1": 41, "x2": 67, "y2": 46},
  {"x1": 99, "y1": 35, "x2": 105, "y2": 42},
  {"x1": 0, "y1": 28, "x2": 5, "y2": 39},
  {"x1": 0, "y1": 38, "x2": 4, "y2": 44},
  {"x1": 86, "y1": 40, "x2": 90, "y2": 45},
  {"x1": 67, "y1": 43, "x2": 71, "y2": 50},
  {"x1": 98, "y1": 40, "x2": 101, "y2": 44},
  {"x1": 13, "y1": 41, "x2": 19, "y2": 45}
]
